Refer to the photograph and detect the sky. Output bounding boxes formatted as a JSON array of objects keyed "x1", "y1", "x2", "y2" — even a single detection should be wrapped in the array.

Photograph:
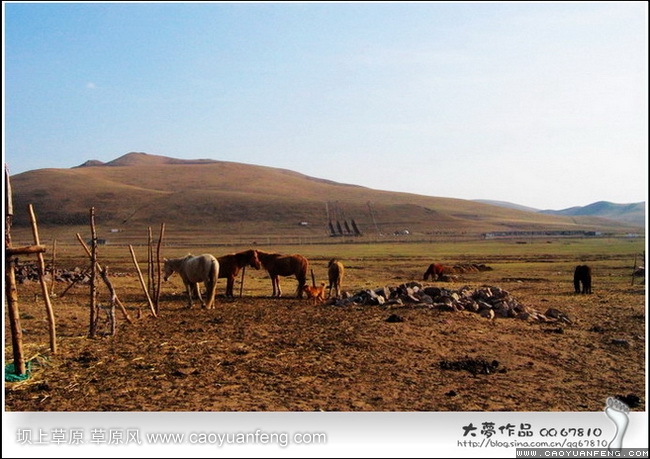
[{"x1": 3, "y1": 1, "x2": 648, "y2": 210}]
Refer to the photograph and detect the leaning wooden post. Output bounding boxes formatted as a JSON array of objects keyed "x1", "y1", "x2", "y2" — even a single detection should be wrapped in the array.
[
  {"x1": 75, "y1": 234, "x2": 134, "y2": 324},
  {"x1": 129, "y1": 244, "x2": 157, "y2": 317},
  {"x1": 239, "y1": 266, "x2": 246, "y2": 298},
  {"x1": 89, "y1": 207, "x2": 98, "y2": 338},
  {"x1": 58, "y1": 266, "x2": 90, "y2": 298},
  {"x1": 28, "y1": 204, "x2": 57, "y2": 353},
  {"x1": 50, "y1": 239, "x2": 57, "y2": 296},
  {"x1": 99, "y1": 266, "x2": 117, "y2": 336},
  {"x1": 5, "y1": 165, "x2": 26, "y2": 375},
  {"x1": 155, "y1": 223, "x2": 165, "y2": 314},
  {"x1": 147, "y1": 227, "x2": 154, "y2": 301}
]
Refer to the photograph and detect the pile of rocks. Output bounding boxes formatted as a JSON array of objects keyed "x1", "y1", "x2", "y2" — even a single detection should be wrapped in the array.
[
  {"x1": 14, "y1": 262, "x2": 89, "y2": 285},
  {"x1": 331, "y1": 281, "x2": 569, "y2": 322}
]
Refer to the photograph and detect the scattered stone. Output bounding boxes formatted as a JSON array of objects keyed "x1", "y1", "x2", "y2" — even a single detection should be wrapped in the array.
[
  {"x1": 615, "y1": 394, "x2": 641, "y2": 408},
  {"x1": 611, "y1": 339, "x2": 631, "y2": 347},
  {"x1": 439, "y1": 357, "x2": 502, "y2": 375},
  {"x1": 544, "y1": 308, "x2": 572, "y2": 324},
  {"x1": 544, "y1": 327, "x2": 564, "y2": 334},
  {"x1": 479, "y1": 309, "x2": 495, "y2": 320},
  {"x1": 385, "y1": 314, "x2": 405, "y2": 323}
]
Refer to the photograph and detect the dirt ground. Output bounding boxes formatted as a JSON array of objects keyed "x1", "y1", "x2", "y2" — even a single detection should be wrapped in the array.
[{"x1": 4, "y1": 253, "x2": 646, "y2": 412}]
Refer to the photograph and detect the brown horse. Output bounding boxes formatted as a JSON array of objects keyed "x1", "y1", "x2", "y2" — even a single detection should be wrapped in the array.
[
  {"x1": 327, "y1": 259, "x2": 344, "y2": 299},
  {"x1": 217, "y1": 249, "x2": 261, "y2": 297},
  {"x1": 423, "y1": 263, "x2": 445, "y2": 281},
  {"x1": 256, "y1": 250, "x2": 309, "y2": 298}
]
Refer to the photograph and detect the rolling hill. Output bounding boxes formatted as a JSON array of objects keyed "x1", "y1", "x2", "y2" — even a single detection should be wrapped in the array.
[
  {"x1": 539, "y1": 201, "x2": 646, "y2": 228},
  {"x1": 475, "y1": 199, "x2": 645, "y2": 228},
  {"x1": 7, "y1": 152, "x2": 645, "y2": 244}
]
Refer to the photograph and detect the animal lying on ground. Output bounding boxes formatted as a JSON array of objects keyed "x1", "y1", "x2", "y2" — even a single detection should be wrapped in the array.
[
  {"x1": 573, "y1": 265, "x2": 592, "y2": 294},
  {"x1": 327, "y1": 259, "x2": 344, "y2": 299},
  {"x1": 303, "y1": 283, "x2": 326, "y2": 304}
]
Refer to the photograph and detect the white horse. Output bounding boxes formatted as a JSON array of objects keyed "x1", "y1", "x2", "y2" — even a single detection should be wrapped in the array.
[{"x1": 163, "y1": 254, "x2": 219, "y2": 309}]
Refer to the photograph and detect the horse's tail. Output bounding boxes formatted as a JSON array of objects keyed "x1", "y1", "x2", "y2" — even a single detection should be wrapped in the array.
[{"x1": 206, "y1": 258, "x2": 219, "y2": 308}]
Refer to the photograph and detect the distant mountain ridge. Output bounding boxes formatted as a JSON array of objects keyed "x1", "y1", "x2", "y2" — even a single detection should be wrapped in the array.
[
  {"x1": 8, "y1": 152, "x2": 644, "y2": 241},
  {"x1": 74, "y1": 151, "x2": 219, "y2": 168},
  {"x1": 475, "y1": 199, "x2": 645, "y2": 228}
]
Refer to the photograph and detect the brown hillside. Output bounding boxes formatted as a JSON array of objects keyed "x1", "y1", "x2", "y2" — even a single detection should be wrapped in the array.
[{"x1": 8, "y1": 152, "x2": 643, "y2": 242}]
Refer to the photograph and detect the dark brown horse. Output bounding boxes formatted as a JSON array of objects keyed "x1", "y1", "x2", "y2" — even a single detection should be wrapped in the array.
[
  {"x1": 256, "y1": 250, "x2": 309, "y2": 298},
  {"x1": 423, "y1": 263, "x2": 445, "y2": 281},
  {"x1": 574, "y1": 265, "x2": 592, "y2": 294},
  {"x1": 217, "y1": 249, "x2": 261, "y2": 297}
]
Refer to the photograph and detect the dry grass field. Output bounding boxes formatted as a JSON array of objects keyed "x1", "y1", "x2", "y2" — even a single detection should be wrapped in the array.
[{"x1": 4, "y1": 236, "x2": 646, "y2": 412}]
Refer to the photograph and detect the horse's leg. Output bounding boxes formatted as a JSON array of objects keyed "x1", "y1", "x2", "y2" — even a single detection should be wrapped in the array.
[
  {"x1": 273, "y1": 276, "x2": 281, "y2": 297},
  {"x1": 296, "y1": 275, "x2": 306, "y2": 298},
  {"x1": 205, "y1": 280, "x2": 214, "y2": 309},
  {"x1": 184, "y1": 282, "x2": 194, "y2": 308},
  {"x1": 226, "y1": 277, "x2": 234, "y2": 297},
  {"x1": 194, "y1": 282, "x2": 206, "y2": 308}
]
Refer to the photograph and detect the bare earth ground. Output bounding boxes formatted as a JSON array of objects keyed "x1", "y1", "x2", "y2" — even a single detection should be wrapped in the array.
[{"x1": 4, "y1": 250, "x2": 646, "y2": 412}]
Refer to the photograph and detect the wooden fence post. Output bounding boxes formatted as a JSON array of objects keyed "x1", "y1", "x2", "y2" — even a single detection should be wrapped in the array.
[
  {"x1": 148, "y1": 227, "x2": 154, "y2": 302},
  {"x1": 239, "y1": 266, "x2": 246, "y2": 298},
  {"x1": 75, "y1": 234, "x2": 134, "y2": 324},
  {"x1": 5, "y1": 165, "x2": 25, "y2": 375},
  {"x1": 50, "y1": 239, "x2": 57, "y2": 296},
  {"x1": 28, "y1": 204, "x2": 57, "y2": 353},
  {"x1": 155, "y1": 223, "x2": 165, "y2": 314},
  {"x1": 129, "y1": 244, "x2": 157, "y2": 317},
  {"x1": 89, "y1": 207, "x2": 98, "y2": 338}
]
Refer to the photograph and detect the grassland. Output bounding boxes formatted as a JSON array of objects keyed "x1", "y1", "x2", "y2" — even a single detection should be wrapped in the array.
[{"x1": 4, "y1": 234, "x2": 646, "y2": 412}]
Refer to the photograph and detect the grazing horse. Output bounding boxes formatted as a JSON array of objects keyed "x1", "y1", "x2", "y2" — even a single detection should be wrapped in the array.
[
  {"x1": 256, "y1": 250, "x2": 309, "y2": 298},
  {"x1": 574, "y1": 265, "x2": 592, "y2": 294},
  {"x1": 423, "y1": 263, "x2": 445, "y2": 281},
  {"x1": 217, "y1": 249, "x2": 261, "y2": 297},
  {"x1": 163, "y1": 254, "x2": 219, "y2": 309},
  {"x1": 327, "y1": 259, "x2": 344, "y2": 299}
]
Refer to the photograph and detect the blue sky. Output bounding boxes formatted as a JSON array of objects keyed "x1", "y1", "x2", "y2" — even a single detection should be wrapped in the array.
[{"x1": 3, "y1": 2, "x2": 648, "y2": 210}]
